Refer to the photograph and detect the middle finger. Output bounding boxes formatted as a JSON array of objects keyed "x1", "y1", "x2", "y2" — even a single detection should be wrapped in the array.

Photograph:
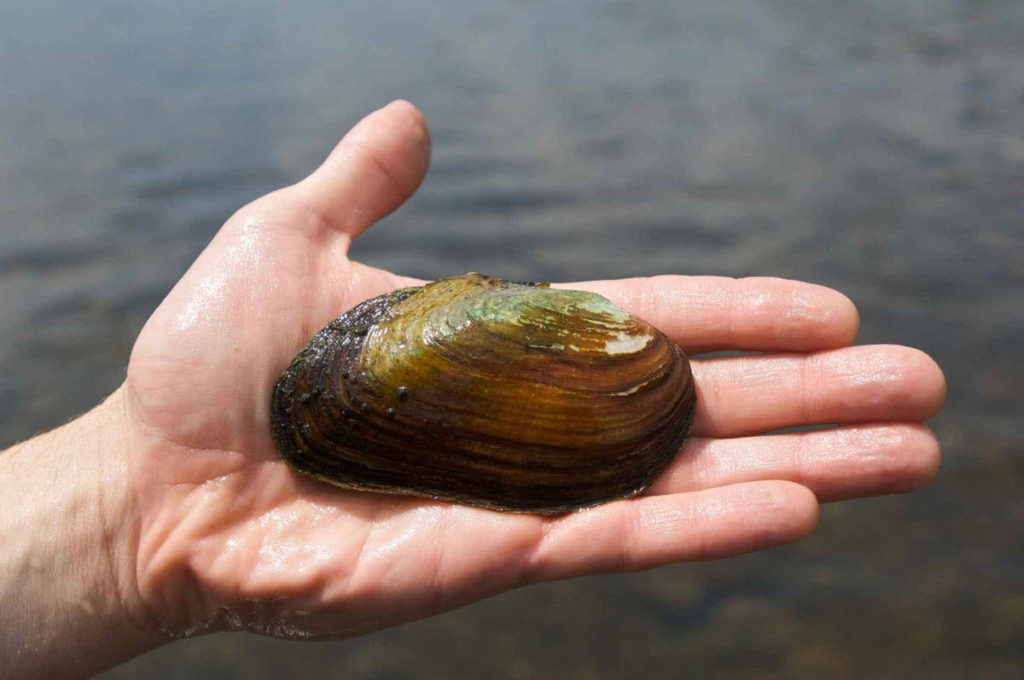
[{"x1": 689, "y1": 344, "x2": 946, "y2": 437}]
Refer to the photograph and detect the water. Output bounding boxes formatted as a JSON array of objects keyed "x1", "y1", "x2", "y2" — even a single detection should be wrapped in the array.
[{"x1": 1, "y1": 0, "x2": 1022, "y2": 676}]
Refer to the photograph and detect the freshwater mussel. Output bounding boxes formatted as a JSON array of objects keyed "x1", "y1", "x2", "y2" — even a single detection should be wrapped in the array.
[{"x1": 270, "y1": 273, "x2": 696, "y2": 514}]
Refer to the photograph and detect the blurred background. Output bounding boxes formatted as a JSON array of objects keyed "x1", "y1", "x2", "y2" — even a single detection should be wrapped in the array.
[{"x1": 1, "y1": 0, "x2": 1021, "y2": 677}]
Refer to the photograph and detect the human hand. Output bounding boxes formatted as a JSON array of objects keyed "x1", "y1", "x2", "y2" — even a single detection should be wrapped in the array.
[{"x1": 112, "y1": 101, "x2": 944, "y2": 642}]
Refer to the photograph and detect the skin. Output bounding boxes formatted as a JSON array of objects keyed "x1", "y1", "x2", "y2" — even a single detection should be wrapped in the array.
[{"x1": 0, "y1": 101, "x2": 947, "y2": 679}]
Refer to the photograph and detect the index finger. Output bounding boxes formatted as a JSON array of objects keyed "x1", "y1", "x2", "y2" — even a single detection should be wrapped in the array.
[{"x1": 561, "y1": 275, "x2": 860, "y2": 353}]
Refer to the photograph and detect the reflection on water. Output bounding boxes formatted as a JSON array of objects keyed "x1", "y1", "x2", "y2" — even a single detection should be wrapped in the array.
[{"x1": 1, "y1": 0, "x2": 1021, "y2": 676}]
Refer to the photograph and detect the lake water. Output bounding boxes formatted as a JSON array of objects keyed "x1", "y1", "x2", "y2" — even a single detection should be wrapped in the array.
[{"x1": 1, "y1": 1, "x2": 1021, "y2": 677}]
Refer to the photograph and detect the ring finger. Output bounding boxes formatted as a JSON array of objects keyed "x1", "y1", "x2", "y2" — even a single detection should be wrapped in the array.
[{"x1": 646, "y1": 423, "x2": 941, "y2": 501}]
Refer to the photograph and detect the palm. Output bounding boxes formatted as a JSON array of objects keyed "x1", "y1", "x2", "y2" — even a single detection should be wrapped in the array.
[{"x1": 121, "y1": 102, "x2": 945, "y2": 638}]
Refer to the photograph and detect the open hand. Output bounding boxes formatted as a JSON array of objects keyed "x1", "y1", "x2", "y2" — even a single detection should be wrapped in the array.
[{"x1": 122, "y1": 101, "x2": 946, "y2": 639}]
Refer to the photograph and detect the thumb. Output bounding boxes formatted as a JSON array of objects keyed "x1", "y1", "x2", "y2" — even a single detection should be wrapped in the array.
[{"x1": 295, "y1": 100, "x2": 431, "y2": 246}]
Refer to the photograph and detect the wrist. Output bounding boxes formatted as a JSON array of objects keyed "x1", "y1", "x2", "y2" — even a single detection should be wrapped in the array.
[{"x1": 0, "y1": 387, "x2": 165, "y2": 678}]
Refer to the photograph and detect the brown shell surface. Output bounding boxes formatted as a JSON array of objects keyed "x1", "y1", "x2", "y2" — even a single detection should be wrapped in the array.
[{"x1": 270, "y1": 273, "x2": 696, "y2": 514}]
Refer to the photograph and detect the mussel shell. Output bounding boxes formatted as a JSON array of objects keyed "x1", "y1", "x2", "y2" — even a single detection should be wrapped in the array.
[{"x1": 270, "y1": 273, "x2": 695, "y2": 514}]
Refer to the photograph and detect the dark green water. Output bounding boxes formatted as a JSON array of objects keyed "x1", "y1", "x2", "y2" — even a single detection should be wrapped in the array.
[{"x1": 1, "y1": 1, "x2": 1021, "y2": 677}]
